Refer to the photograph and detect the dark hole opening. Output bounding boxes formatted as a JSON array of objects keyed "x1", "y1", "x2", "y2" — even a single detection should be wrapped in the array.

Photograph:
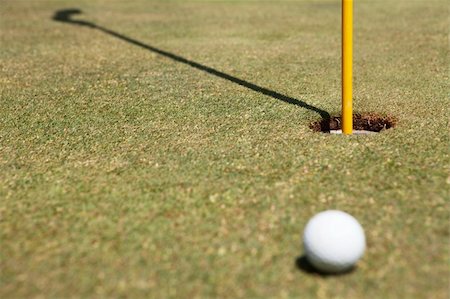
[{"x1": 310, "y1": 113, "x2": 397, "y2": 133}]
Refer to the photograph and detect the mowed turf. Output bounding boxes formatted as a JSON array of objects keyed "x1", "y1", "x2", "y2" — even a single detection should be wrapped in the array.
[{"x1": 0, "y1": 0, "x2": 448, "y2": 298}]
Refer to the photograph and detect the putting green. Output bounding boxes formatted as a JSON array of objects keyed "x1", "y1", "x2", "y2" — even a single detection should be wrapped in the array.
[{"x1": 1, "y1": 1, "x2": 448, "y2": 298}]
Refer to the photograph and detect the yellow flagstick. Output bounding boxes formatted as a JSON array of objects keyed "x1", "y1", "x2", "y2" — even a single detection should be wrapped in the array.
[{"x1": 342, "y1": 0, "x2": 353, "y2": 134}]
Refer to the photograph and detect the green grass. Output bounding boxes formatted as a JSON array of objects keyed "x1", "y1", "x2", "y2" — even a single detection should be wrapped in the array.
[{"x1": 1, "y1": 0, "x2": 448, "y2": 298}]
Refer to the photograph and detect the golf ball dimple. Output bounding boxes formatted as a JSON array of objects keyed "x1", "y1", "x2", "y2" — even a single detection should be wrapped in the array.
[{"x1": 303, "y1": 210, "x2": 366, "y2": 273}]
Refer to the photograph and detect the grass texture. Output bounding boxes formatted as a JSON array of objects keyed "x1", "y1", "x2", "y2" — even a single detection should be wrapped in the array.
[{"x1": 1, "y1": 0, "x2": 448, "y2": 298}]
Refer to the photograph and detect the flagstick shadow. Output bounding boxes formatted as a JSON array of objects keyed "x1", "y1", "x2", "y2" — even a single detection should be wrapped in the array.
[{"x1": 53, "y1": 9, "x2": 330, "y2": 120}]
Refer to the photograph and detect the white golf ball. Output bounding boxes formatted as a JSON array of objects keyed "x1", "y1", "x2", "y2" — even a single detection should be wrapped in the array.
[{"x1": 303, "y1": 210, "x2": 366, "y2": 273}]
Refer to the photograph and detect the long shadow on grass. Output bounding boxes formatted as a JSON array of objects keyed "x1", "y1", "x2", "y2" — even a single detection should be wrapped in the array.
[{"x1": 53, "y1": 9, "x2": 330, "y2": 119}]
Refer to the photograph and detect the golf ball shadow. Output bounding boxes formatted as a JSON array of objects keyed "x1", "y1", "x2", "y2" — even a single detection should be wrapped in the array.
[{"x1": 295, "y1": 255, "x2": 356, "y2": 277}]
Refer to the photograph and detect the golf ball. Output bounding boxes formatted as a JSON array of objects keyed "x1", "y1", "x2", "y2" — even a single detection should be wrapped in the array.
[{"x1": 303, "y1": 210, "x2": 366, "y2": 273}]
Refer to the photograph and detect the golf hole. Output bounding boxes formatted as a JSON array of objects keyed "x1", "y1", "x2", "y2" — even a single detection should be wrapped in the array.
[{"x1": 310, "y1": 113, "x2": 396, "y2": 134}]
